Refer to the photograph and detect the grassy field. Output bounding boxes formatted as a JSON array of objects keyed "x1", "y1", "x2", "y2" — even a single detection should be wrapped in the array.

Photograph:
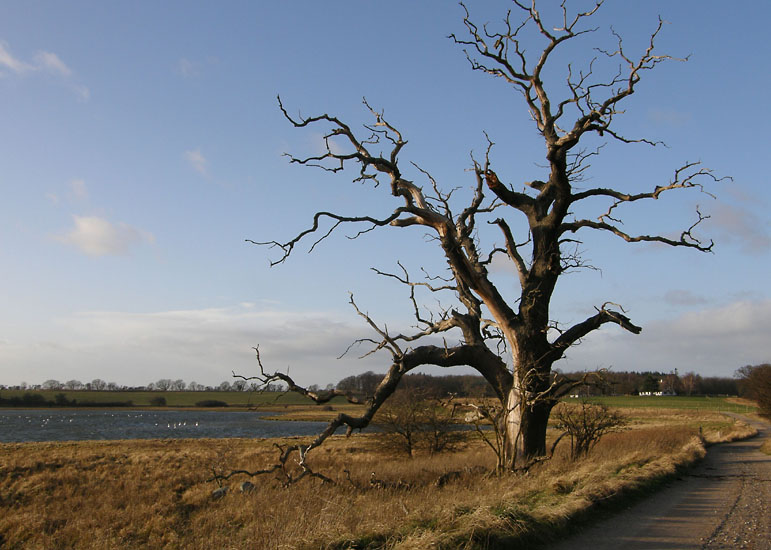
[
  {"x1": 0, "y1": 403, "x2": 759, "y2": 549},
  {"x1": 579, "y1": 395, "x2": 757, "y2": 413},
  {"x1": 0, "y1": 389, "x2": 349, "y2": 408}
]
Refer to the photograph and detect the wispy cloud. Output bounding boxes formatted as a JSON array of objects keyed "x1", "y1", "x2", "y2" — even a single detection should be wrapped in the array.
[
  {"x1": 662, "y1": 289, "x2": 709, "y2": 306},
  {"x1": 0, "y1": 41, "x2": 32, "y2": 74},
  {"x1": 0, "y1": 40, "x2": 89, "y2": 100},
  {"x1": 55, "y1": 215, "x2": 154, "y2": 256},
  {"x1": 184, "y1": 148, "x2": 209, "y2": 177},
  {"x1": 33, "y1": 51, "x2": 72, "y2": 76},
  {"x1": 706, "y1": 203, "x2": 771, "y2": 254},
  {"x1": 175, "y1": 58, "x2": 198, "y2": 77},
  {"x1": 70, "y1": 179, "x2": 88, "y2": 200}
]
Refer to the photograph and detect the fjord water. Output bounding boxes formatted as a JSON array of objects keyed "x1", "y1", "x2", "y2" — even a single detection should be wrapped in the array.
[{"x1": 0, "y1": 409, "x2": 331, "y2": 443}]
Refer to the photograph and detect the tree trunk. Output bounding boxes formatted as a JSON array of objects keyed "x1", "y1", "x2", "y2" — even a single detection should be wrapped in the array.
[
  {"x1": 502, "y1": 381, "x2": 554, "y2": 469},
  {"x1": 519, "y1": 400, "x2": 553, "y2": 458},
  {"x1": 503, "y1": 385, "x2": 522, "y2": 470}
]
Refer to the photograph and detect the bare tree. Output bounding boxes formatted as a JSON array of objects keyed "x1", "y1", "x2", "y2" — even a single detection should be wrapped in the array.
[
  {"x1": 736, "y1": 364, "x2": 771, "y2": 418},
  {"x1": 247, "y1": 1, "x2": 723, "y2": 472}
]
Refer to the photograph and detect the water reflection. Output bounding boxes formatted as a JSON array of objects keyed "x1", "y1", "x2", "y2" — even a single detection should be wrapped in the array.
[{"x1": 0, "y1": 409, "x2": 332, "y2": 443}]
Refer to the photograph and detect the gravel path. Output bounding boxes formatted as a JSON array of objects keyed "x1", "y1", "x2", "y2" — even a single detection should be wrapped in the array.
[{"x1": 547, "y1": 415, "x2": 770, "y2": 550}]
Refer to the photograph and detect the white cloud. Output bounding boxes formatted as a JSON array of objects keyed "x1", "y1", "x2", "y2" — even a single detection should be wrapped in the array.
[
  {"x1": 175, "y1": 58, "x2": 198, "y2": 77},
  {"x1": 0, "y1": 41, "x2": 31, "y2": 73},
  {"x1": 0, "y1": 305, "x2": 388, "y2": 387},
  {"x1": 185, "y1": 148, "x2": 209, "y2": 176},
  {"x1": 3, "y1": 300, "x2": 767, "y2": 388},
  {"x1": 562, "y1": 300, "x2": 771, "y2": 376},
  {"x1": 0, "y1": 41, "x2": 88, "y2": 100},
  {"x1": 55, "y1": 215, "x2": 154, "y2": 256},
  {"x1": 33, "y1": 51, "x2": 72, "y2": 76}
]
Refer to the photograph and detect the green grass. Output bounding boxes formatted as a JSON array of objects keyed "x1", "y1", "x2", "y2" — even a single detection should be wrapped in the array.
[
  {"x1": 0, "y1": 389, "x2": 346, "y2": 407},
  {"x1": 578, "y1": 395, "x2": 756, "y2": 413}
]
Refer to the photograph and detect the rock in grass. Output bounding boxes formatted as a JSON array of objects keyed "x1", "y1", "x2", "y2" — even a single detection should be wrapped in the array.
[
  {"x1": 211, "y1": 486, "x2": 228, "y2": 500},
  {"x1": 239, "y1": 481, "x2": 255, "y2": 493}
]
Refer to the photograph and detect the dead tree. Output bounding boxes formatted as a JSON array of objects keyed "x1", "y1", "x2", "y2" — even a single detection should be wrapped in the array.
[{"x1": 247, "y1": 1, "x2": 724, "y2": 471}]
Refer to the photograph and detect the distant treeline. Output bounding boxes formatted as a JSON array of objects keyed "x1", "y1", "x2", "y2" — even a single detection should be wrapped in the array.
[
  {"x1": 1, "y1": 378, "x2": 285, "y2": 393},
  {"x1": 336, "y1": 371, "x2": 497, "y2": 398},
  {"x1": 3, "y1": 369, "x2": 743, "y2": 399},
  {"x1": 567, "y1": 370, "x2": 740, "y2": 396},
  {"x1": 0, "y1": 392, "x2": 133, "y2": 408},
  {"x1": 334, "y1": 369, "x2": 740, "y2": 398}
]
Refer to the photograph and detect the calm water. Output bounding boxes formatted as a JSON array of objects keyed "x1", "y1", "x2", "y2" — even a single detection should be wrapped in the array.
[{"x1": 0, "y1": 409, "x2": 335, "y2": 443}]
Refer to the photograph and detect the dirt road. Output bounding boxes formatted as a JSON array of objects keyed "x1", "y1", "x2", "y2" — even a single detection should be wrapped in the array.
[{"x1": 548, "y1": 415, "x2": 770, "y2": 549}]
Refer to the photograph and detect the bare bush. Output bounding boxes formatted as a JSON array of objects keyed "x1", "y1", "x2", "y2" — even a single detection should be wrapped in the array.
[
  {"x1": 376, "y1": 390, "x2": 461, "y2": 457},
  {"x1": 554, "y1": 401, "x2": 627, "y2": 460}
]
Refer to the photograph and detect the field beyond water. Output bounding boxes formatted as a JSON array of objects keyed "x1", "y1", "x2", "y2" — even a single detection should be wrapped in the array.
[
  {"x1": 0, "y1": 389, "x2": 327, "y2": 408},
  {"x1": 0, "y1": 399, "x2": 760, "y2": 550}
]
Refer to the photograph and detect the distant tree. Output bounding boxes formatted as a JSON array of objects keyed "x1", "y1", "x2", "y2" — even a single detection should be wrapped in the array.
[
  {"x1": 155, "y1": 379, "x2": 172, "y2": 391},
  {"x1": 680, "y1": 371, "x2": 700, "y2": 396},
  {"x1": 171, "y1": 379, "x2": 187, "y2": 391},
  {"x1": 64, "y1": 380, "x2": 83, "y2": 390},
  {"x1": 232, "y1": 379, "x2": 248, "y2": 391},
  {"x1": 107, "y1": 382, "x2": 118, "y2": 391},
  {"x1": 641, "y1": 374, "x2": 659, "y2": 393},
  {"x1": 699, "y1": 376, "x2": 738, "y2": 395},
  {"x1": 661, "y1": 371, "x2": 680, "y2": 394},
  {"x1": 736, "y1": 364, "x2": 771, "y2": 418},
  {"x1": 42, "y1": 379, "x2": 62, "y2": 390},
  {"x1": 91, "y1": 379, "x2": 107, "y2": 391},
  {"x1": 218, "y1": 381, "x2": 232, "y2": 392}
]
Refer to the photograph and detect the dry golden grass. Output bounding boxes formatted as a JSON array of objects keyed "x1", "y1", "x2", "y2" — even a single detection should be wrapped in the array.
[{"x1": 0, "y1": 411, "x2": 752, "y2": 550}]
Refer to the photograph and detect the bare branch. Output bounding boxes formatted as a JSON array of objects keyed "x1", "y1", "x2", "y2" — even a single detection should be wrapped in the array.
[
  {"x1": 549, "y1": 303, "x2": 641, "y2": 362},
  {"x1": 560, "y1": 206, "x2": 714, "y2": 252}
]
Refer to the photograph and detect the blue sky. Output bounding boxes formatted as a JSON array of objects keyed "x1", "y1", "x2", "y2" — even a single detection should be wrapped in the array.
[{"x1": 1, "y1": 1, "x2": 769, "y2": 387}]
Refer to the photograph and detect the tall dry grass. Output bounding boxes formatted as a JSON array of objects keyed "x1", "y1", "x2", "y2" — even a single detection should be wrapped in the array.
[{"x1": 0, "y1": 410, "x2": 753, "y2": 549}]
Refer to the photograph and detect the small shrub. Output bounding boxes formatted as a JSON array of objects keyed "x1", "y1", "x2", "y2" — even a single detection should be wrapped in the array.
[
  {"x1": 554, "y1": 400, "x2": 627, "y2": 460},
  {"x1": 149, "y1": 396, "x2": 167, "y2": 407},
  {"x1": 375, "y1": 390, "x2": 460, "y2": 457}
]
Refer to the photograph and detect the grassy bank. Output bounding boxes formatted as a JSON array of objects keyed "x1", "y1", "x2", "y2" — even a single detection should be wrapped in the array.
[{"x1": 0, "y1": 407, "x2": 756, "y2": 549}]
